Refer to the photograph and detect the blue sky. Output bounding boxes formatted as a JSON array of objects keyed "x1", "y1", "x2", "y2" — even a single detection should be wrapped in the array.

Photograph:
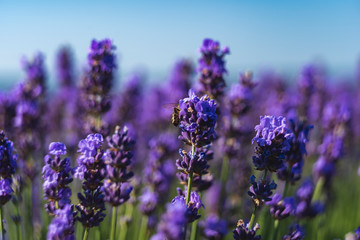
[{"x1": 1, "y1": 0, "x2": 360, "y2": 85}]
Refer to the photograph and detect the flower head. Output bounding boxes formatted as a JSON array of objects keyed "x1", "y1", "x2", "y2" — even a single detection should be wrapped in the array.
[{"x1": 232, "y1": 219, "x2": 261, "y2": 240}]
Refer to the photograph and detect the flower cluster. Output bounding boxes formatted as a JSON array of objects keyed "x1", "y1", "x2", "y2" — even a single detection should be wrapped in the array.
[
  {"x1": 81, "y1": 39, "x2": 116, "y2": 133},
  {"x1": 173, "y1": 189, "x2": 204, "y2": 223},
  {"x1": 294, "y1": 179, "x2": 324, "y2": 219},
  {"x1": 252, "y1": 115, "x2": 292, "y2": 172},
  {"x1": 74, "y1": 133, "x2": 106, "y2": 228},
  {"x1": 140, "y1": 133, "x2": 177, "y2": 215},
  {"x1": 0, "y1": 131, "x2": 17, "y2": 205},
  {"x1": 232, "y1": 219, "x2": 261, "y2": 240},
  {"x1": 178, "y1": 89, "x2": 217, "y2": 147},
  {"x1": 103, "y1": 126, "x2": 135, "y2": 206},
  {"x1": 197, "y1": 38, "x2": 229, "y2": 100},
  {"x1": 42, "y1": 142, "x2": 73, "y2": 214},
  {"x1": 282, "y1": 224, "x2": 305, "y2": 240},
  {"x1": 266, "y1": 193, "x2": 295, "y2": 220},
  {"x1": 277, "y1": 118, "x2": 313, "y2": 184},
  {"x1": 248, "y1": 175, "x2": 277, "y2": 207},
  {"x1": 201, "y1": 214, "x2": 228, "y2": 240},
  {"x1": 47, "y1": 204, "x2": 75, "y2": 240},
  {"x1": 151, "y1": 200, "x2": 188, "y2": 240}
]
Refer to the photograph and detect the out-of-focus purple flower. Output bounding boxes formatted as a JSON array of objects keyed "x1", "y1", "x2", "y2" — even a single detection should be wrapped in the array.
[
  {"x1": 282, "y1": 224, "x2": 305, "y2": 240},
  {"x1": 56, "y1": 47, "x2": 74, "y2": 88},
  {"x1": 172, "y1": 190, "x2": 204, "y2": 223},
  {"x1": 355, "y1": 226, "x2": 360, "y2": 240},
  {"x1": 103, "y1": 126, "x2": 134, "y2": 206},
  {"x1": 266, "y1": 193, "x2": 295, "y2": 220},
  {"x1": 252, "y1": 116, "x2": 292, "y2": 172},
  {"x1": 247, "y1": 175, "x2": 277, "y2": 207},
  {"x1": 75, "y1": 133, "x2": 106, "y2": 228},
  {"x1": 229, "y1": 72, "x2": 257, "y2": 116},
  {"x1": 47, "y1": 204, "x2": 75, "y2": 240},
  {"x1": 277, "y1": 118, "x2": 313, "y2": 184},
  {"x1": 151, "y1": 199, "x2": 188, "y2": 240},
  {"x1": 0, "y1": 131, "x2": 17, "y2": 205},
  {"x1": 294, "y1": 179, "x2": 324, "y2": 219},
  {"x1": 178, "y1": 89, "x2": 217, "y2": 147},
  {"x1": 167, "y1": 59, "x2": 193, "y2": 103},
  {"x1": 42, "y1": 142, "x2": 73, "y2": 214},
  {"x1": 232, "y1": 219, "x2": 261, "y2": 240},
  {"x1": 81, "y1": 39, "x2": 116, "y2": 134},
  {"x1": 139, "y1": 188, "x2": 158, "y2": 215},
  {"x1": 201, "y1": 214, "x2": 228, "y2": 240},
  {"x1": 197, "y1": 38, "x2": 229, "y2": 100}
]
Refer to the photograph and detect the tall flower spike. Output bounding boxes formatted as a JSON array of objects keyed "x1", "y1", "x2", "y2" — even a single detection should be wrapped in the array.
[
  {"x1": 197, "y1": 38, "x2": 229, "y2": 100},
  {"x1": 247, "y1": 175, "x2": 277, "y2": 207},
  {"x1": 103, "y1": 126, "x2": 135, "y2": 206},
  {"x1": 172, "y1": 189, "x2": 204, "y2": 223},
  {"x1": 47, "y1": 204, "x2": 75, "y2": 240},
  {"x1": 42, "y1": 142, "x2": 73, "y2": 214},
  {"x1": 81, "y1": 39, "x2": 116, "y2": 134},
  {"x1": 178, "y1": 89, "x2": 217, "y2": 147},
  {"x1": 75, "y1": 133, "x2": 106, "y2": 228},
  {"x1": 252, "y1": 115, "x2": 292, "y2": 172},
  {"x1": 0, "y1": 131, "x2": 17, "y2": 205},
  {"x1": 151, "y1": 200, "x2": 188, "y2": 240}
]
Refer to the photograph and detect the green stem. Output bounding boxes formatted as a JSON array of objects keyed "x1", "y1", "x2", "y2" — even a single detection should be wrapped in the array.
[
  {"x1": 110, "y1": 207, "x2": 118, "y2": 240},
  {"x1": 283, "y1": 179, "x2": 289, "y2": 198},
  {"x1": 55, "y1": 200, "x2": 59, "y2": 210},
  {"x1": 219, "y1": 156, "x2": 229, "y2": 213},
  {"x1": 0, "y1": 206, "x2": 3, "y2": 240},
  {"x1": 190, "y1": 219, "x2": 198, "y2": 240},
  {"x1": 248, "y1": 206, "x2": 257, "y2": 229},
  {"x1": 138, "y1": 215, "x2": 148, "y2": 240},
  {"x1": 262, "y1": 169, "x2": 268, "y2": 181},
  {"x1": 272, "y1": 219, "x2": 279, "y2": 240},
  {"x1": 312, "y1": 177, "x2": 324, "y2": 202},
  {"x1": 119, "y1": 203, "x2": 133, "y2": 240},
  {"x1": 82, "y1": 228, "x2": 89, "y2": 240},
  {"x1": 16, "y1": 203, "x2": 21, "y2": 240}
]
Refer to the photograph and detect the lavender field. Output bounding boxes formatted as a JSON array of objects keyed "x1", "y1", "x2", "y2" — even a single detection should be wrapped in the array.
[{"x1": 0, "y1": 36, "x2": 359, "y2": 240}]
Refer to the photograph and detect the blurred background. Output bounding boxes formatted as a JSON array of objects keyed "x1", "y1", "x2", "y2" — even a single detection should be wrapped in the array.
[{"x1": 1, "y1": 0, "x2": 360, "y2": 89}]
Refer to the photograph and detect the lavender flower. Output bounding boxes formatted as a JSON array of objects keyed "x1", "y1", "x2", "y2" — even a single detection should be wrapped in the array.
[
  {"x1": 42, "y1": 142, "x2": 73, "y2": 214},
  {"x1": 282, "y1": 224, "x2": 305, "y2": 240},
  {"x1": 178, "y1": 89, "x2": 217, "y2": 148},
  {"x1": 81, "y1": 39, "x2": 116, "y2": 133},
  {"x1": 103, "y1": 126, "x2": 134, "y2": 206},
  {"x1": 197, "y1": 38, "x2": 229, "y2": 100},
  {"x1": 232, "y1": 219, "x2": 261, "y2": 240},
  {"x1": 0, "y1": 131, "x2": 17, "y2": 205},
  {"x1": 56, "y1": 46, "x2": 74, "y2": 88},
  {"x1": 266, "y1": 193, "x2": 295, "y2": 220},
  {"x1": 247, "y1": 175, "x2": 277, "y2": 207},
  {"x1": 151, "y1": 200, "x2": 188, "y2": 240},
  {"x1": 173, "y1": 189, "x2": 204, "y2": 223},
  {"x1": 294, "y1": 179, "x2": 324, "y2": 219},
  {"x1": 75, "y1": 133, "x2": 106, "y2": 228},
  {"x1": 277, "y1": 118, "x2": 313, "y2": 184},
  {"x1": 201, "y1": 214, "x2": 228, "y2": 240},
  {"x1": 47, "y1": 204, "x2": 75, "y2": 240},
  {"x1": 252, "y1": 116, "x2": 292, "y2": 172}
]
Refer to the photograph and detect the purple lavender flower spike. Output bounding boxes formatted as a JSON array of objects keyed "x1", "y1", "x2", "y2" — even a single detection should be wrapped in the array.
[
  {"x1": 294, "y1": 179, "x2": 324, "y2": 219},
  {"x1": 103, "y1": 126, "x2": 135, "y2": 206},
  {"x1": 282, "y1": 224, "x2": 305, "y2": 240},
  {"x1": 266, "y1": 193, "x2": 295, "y2": 220},
  {"x1": 81, "y1": 38, "x2": 116, "y2": 134},
  {"x1": 197, "y1": 38, "x2": 229, "y2": 100},
  {"x1": 0, "y1": 131, "x2": 17, "y2": 205},
  {"x1": 178, "y1": 89, "x2": 217, "y2": 147},
  {"x1": 56, "y1": 46, "x2": 74, "y2": 88},
  {"x1": 172, "y1": 190, "x2": 204, "y2": 223},
  {"x1": 75, "y1": 133, "x2": 106, "y2": 228},
  {"x1": 232, "y1": 219, "x2": 261, "y2": 240},
  {"x1": 47, "y1": 204, "x2": 75, "y2": 240},
  {"x1": 247, "y1": 175, "x2": 277, "y2": 207},
  {"x1": 201, "y1": 214, "x2": 228, "y2": 240},
  {"x1": 252, "y1": 115, "x2": 292, "y2": 172},
  {"x1": 151, "y1": 200, "x2": 188, "y2": 240},
  {"x1": 42, "y1": 142, "x2": 73, "y2": 214}
]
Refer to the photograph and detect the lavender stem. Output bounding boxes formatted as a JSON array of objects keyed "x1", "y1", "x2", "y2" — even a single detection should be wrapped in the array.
[
  {"x1": 110, "y1": 206, "x2": 117, "y2": 240},
  {"x1": 82, "y1": 228, "x2": 89, "y2": 240}
]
